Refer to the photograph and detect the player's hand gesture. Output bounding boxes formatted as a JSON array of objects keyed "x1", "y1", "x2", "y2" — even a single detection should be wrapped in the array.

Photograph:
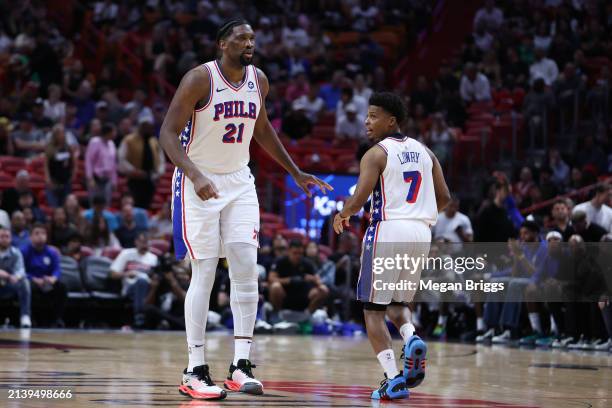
[
  {"x1": 192, "y1": 173, "x2": 219, "y2": 201},
  {"x1": 294, "y1": 171, "x2": 333, "y2": 197},
  {"x1": 333, "y1": 212, "x2": 350, "y2": 234}
]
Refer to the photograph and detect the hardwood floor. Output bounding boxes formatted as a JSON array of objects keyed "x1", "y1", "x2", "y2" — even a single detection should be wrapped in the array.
[{"x1": 0, "y1": 329, "x2": 610, "y2": 407}]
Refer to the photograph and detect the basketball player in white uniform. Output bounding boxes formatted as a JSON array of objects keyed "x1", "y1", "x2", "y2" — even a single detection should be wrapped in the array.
[
  {"x1": 159, "y1": 19, "x2": 332, "y2": 400},
  {"x1": 333, "y1": 92, "x2": 450, "y2": 400}
]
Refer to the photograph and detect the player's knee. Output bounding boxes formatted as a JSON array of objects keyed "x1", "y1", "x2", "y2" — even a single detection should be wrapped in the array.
[{"x1": 317, "y1": 284, "x2": 330, "y2": 297}]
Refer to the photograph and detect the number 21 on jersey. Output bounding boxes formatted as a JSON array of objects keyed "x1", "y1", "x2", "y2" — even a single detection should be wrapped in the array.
[
  {"x1": 403, "y1": 170, "x2": 422, "y2": 203},
  {"x1": 222, "y1": 123, "x2": 244, "y2": 143}
]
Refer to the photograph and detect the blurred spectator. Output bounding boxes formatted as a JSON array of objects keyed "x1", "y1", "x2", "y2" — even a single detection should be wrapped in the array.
[
  {"x1": 43, "y1": 84, "x2": 66, "y2": 123},
  {"x1": 502, "y1": 48, "x2": 528, "y2": 88},
  {"x1": 473, "y1": 23, "x2": 494, "y2": 53},
  {"x1": 460, "y1": 63, "x2": 491, "y2": 102},
  {"x1": 110, "y1": 231, "x2": 158, "y2": 328},
  {"x1": 0, "y1": 192, "x2": 9, "y2": 229},
  {"x1": 11, "y1": 211, "x2": 30, "y2": 249},
  {"x1": 48, "y1": 207, "x2": 78, "y2": 253},
  {"x1": 115, "y1": 203, "x2": 144, "y2": 248},
  {"x1": 575, "y1": 135, "x2": 607, "y2": 174},
  {"x1": 11, "y1": 114, "x2": 45, "y2": 157},
  {"x1": 124, "y1": 89, "x2": 153, "y2": 124},
  {"x1": 432, "y1": 195, "x2": 473, "y2": 248},
  {"x1": 351, "y1": 0, "x2": 380, "y2": 32},
  {"x1": 292, "y1": 84, "x2": 324, "y2": 124},
  {"x1": 285, "y1": 72, "x2": 310, "y2": 101},
  {"x1": 150, "y1": 202, "x2": 172, "y2": 239},
  {"x1": 319, "y1": 70, "x2": 345, "y2": 111},
  {"x1": 44, "y1": 124, "x2": 76, "y2": 207},
  {"x1": 354, "y1": 74, "x2": 373, "y2": 102},
  {"x1": 0, "y1": 117, "x2": 15, "y2": 155},
  {"x1": 85, "y1": 123, "x2": 117, "y2": 205},
  {"x1": 268, "y1": 239, "x2": 329, "y2": 313},
  {"x1": 118, "y1": 194, "x2": 149, "y2": 231},
  {"x1": 523, "y1": 78, "x2": 555, "y2": 148},
  {"x1": 410, "y1": 76, "x2": 436, "y2": 115},
  {"x1": 533, "y1": 22, "x2": 553, "y2": 51},
  {"x1": 572, "y1": 185, "x2": 612, "y2": 232},
  {"x1": 143, "y1": 258, "x2": 190, "y2": 330},
  {"x1": 282, "y1": 103, "x2": 312, "y2": 140},
  {"x1": 336, "y1": 87, "x2": 367, "y2": 124},
  {"x1": 550, "y1": 199, "x2": 575, "y2": 241},
  {"x1": 85, "y1": 214, "x2": 120, "y2": 256},
  {"x1": 571, "y1": 211, "x2": 607, "y2": 242},
  {"x1": 529, "y1": 48, "x2": 559, "y2": 86},
  {"x1": 93, "y1": 0, "x2": 119, "y2": 24},
  {"x1": 475, "y1": 181, "x2": 516, "y2": 242},
  {"x1": 480, "y1": 50, "x2": 501, "y2": 87},
  {"x1": 32, "y1": 99, "x2": 53, "y2": 132},
  {"x1": 335, "y1": 103, "x2": 366, "y2": 143},
  {"x1": 425, "y1": 113, "x2": 455, "y2": 167},
  {"x1": 84, "y1": 194, "x2": 119, "y2": 232},
  {"x1": 282, "y1": 17, "x2": 310, "y2": 49},
  {"x1": 21, "y1": 223, "x2": 67, "y2": 327},
  {"x1": 63, "y1": 194, "x2": 86, "y2": 233},
  {"x1": 473, "y1": 0, "x2": 504, "y2": 32},
  {"x1": 538, "y1": 167, "x2": 558, "y2": 201},
  {"x1": 514, "y1": 167, "x2": 535, "y2": 206},
  {"x1": 73, "y1": 80, "x2": 96, "y2": 133},
  {"x1": 18, "y1": 191, "x2": 46, "y2": 223},
  {"x1": 548, "y1": 148, "x2": 570, "y2": 190},
  {"x1": 118, "y1": 116, "x2": 165, "y2": 209},
  {"x1": 0, "y1": 226, "x2": 30, "y2": 328}
]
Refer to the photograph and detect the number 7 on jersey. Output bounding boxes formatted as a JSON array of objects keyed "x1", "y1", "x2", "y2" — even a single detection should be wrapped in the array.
[{"x1": 403, "y1": 170, "x2": 422, "y2": 203}]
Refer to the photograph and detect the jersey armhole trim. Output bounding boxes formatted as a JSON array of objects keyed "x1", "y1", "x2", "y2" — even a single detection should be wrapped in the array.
[
  {"x1": 253, "y1": 66, "x2": 263, "y2": 107},
  {"x1": 195, "y1": 64, "x2": 213, "y2": 112},
  {"x1": 375, "y1": 143, "x2": 388, "y2": 155}
]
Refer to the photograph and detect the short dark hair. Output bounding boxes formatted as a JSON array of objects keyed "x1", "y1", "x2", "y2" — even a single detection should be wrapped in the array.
[
  {"x1": 289, "y1": 239, "x2": 304, "y2": 249},
  {"x1": 520, "y1": 220, "x2": 540, "y2": 234},
  {"x1": 216, "y1": 19, "x2": 249, "y2": 44},
  {"x1": 101, "y1": 123, "x2": 115, "y2": 136},
  {"x1": 552, "y1": 198, "x2": 569, "y2": 208},
  {"x1": 595, "y1": 183, "x2": 610, "y2": 194},
  {"x1": 368, "y1": 92, "x2": 406, "y2": 125},
  {"x1": 32, "y1": 222, "x2": 47, "y2": 233}
]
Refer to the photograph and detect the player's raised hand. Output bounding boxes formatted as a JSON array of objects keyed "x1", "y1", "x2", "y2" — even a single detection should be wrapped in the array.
[
  {"x1": 333, "y1": 213, "x2": 350, "y2": 234},
  {"x1": 294, "y1": 171, "x2": 333, "y2": 197},
  {"x1": 192, "y1": 173, "x2": 219, "y2": 201}
]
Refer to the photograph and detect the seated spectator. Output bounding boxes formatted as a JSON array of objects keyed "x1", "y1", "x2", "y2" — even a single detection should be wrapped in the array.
[
  {"x1": 0, "y1": 192, "x2": 10, "y2": 229},
  {"x1": 83, "y1": 194, "x2": 119, "y2": 232},
  {"x1": 281, "y1": 103, "x2": 312, "y2": 140},
  {"x1": 473, "y1": 0, "x2": 504, "y2": 32},
  {"x1": 550, "y1": 199, "x2": 575, "y2": 241},
  {"x1": 2, "y1": 170, "x2": 36, "y2": 216},
  {"x1": 115, "y1": 203, "x2": 144, "y2": 248},
  {"x1": 319, "y1": 70, "x2": 345, "y2": 111},
  {"x1": 410, "y1": 76, "x2": 436, "y2": 115},
  {"x1": 474, "y1": 181, "x2": 517, "y2": 242},
  {"x1": 572, "y1": 185, "x2": 612, "y2": 232},
  {"x1": 32, "y1": 99, "x2": 53, "y2": 132},
  {"x1": 529, "y1": 47, "x2": 559, "y2": 86},
  {"x1": 538, "y1": 167, "x2": 559, "y2": 201},
  {"x1": 285, "y1": 72, "x2": 310, "y2": 101},
  {"x1": 43, "y1": 84, "x2": 66, "y2": 123},
  {"x1": 533, "y1": 22, "x2": 553, "y2": 51},
  {"x1": 63, "y1": 233, "x2": 84, "y2": 261},
  {"x1": 150, "y1": 202, "x2": 172, "y2": 239},
  {"x1": 460, "y1": 62, "x2": 491, "y2": 102},
  {"x1": 118, "y1": 116, "x2": 165, "y2": 209},
  {"x1": 335, "y1": 103, "x2": 366, "y2": 143},
  {"x1": 336, "y1": 87, "x2": 367, "y2": 124},
  {"x1": 44, "y1": 124, "x2": 76, "y2": 207},
  {"x1": 425, "y1": 113, "x2": 455, "y2": 167},
  {"x1": 548, "y1": 148, "x2": 570, "y2": 191},
  {"x1": 473, "y1": 23, "x2": 494, "y2": 53},
  {"x1": 118, "y1": 194, "x2": 149, "y2": 231},
  {"x1": 110, "y1": 232, "x2": 158, "y2": 328},
  {"x1": 0, "y1": 226, "x2": 31, "y2": 328},
  {"x1": 502, "y1": 47, "x2": 528, "y2": 88},
  {"x1": 11, "y1": 113, "x2": 45, "y2": 158},
  {"x1": 63, "y1": 193, "x2": 86, "y2": 234},
  {"x1": 11, "y1": 211, "x2": 30, "y2": 249},
  {"x1": 48, "y1": 207, "x2": 78, "y2": 253},
  {"x1": 554, "y1": 63, "x2": 585, "y2": 107},
  {"x1": 523, "y1": 78, "x2": 555, "y2": 148},
  {"x1": 432, "y1": 195, "x2": 473, "y2": 250},
  {"x1": 268, "y1": 240, "x2": 329, "y2": 314},
  {"x1": 351, "y1": 0, "x2": 380, "y2": 32},
  {"x1": 85, "y1": 214, "x2": 120, "y2": 256},
  {"x1": 282, "y1": 17, "x2": 310, "y2": 49},
  {"x1": 571, "y1": 211, "x2": 607, "y2": 243},
  {"x1": 21, "y1": 223, "x2": 67, "y2": 327},
  {"x1": 292, "y1": 84, "x2": 324, "y2": 124},
  {"x1": 575, "y1": 135, "x2": 607, "y2": 175},
  {"x1": 85, "y1": 123, "x2": 117, "y2": 206},
  {"x1": 18, "y1": 191, "x2": 46, "y2": 223},
  {"x1": 354, "y1": 74, "x2": 373, "y2": 102}
]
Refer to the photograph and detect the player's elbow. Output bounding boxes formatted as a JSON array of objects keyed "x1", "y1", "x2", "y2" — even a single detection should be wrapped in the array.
[{"x1": 437, "y1": 190, "x2": 452, "y2": 212}]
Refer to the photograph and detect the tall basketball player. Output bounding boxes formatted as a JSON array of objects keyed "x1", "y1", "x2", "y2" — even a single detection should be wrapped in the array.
[
  {"x1": 159, "y1": 19, "x2": 332, "y2": 400},
  {"x1": 333, "y1": 92, "x2": 451, "y2": 400}
]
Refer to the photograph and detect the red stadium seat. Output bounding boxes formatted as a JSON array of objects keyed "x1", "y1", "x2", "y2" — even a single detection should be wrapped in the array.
[
  {"x1": 102, "y1": 246, "x2": 121, "y2": 260},
  {"x1": 278, "y1": 229, "x2": 307, "y2": 243},
  {"x1": 260, "y1": 212, "x2": 284, "y2": 225}
]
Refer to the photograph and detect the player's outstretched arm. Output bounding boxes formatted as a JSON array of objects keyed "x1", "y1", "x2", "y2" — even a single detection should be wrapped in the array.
[
  {"x1": 333, "y1": 146, "x2": 387, "y2": 234},
  {"x1": 253, "y1": 68, "x2": 332, "y2": 197},
  {"x1": 424, "y1": 146, "x2": 451, "y2": 212},
  {"x1": 159, "y1": 67, "x2": 219, "y2": 201}
]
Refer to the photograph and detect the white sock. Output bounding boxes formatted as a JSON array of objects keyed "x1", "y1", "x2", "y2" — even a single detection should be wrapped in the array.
[
  {"x1": 529, "y1": 313, "x2": 542, "y2": 334},
  {"x1": 477, "y1": 317, "x2": 486, "y2": 331},
  {"x1": 550, "y1": 315, "x2": 558, "y2": 335},
  {"x1": 377, "y1": 349, "x2": 399, "y2": 378},
  {"x1": 234, "y1": 339, "x2": 252, "y2": 365},
  {"x1": 187, "y1": 343, "x2": 205, "y2": 372},
  {"x1": 399, "y1": 322, "x2": 415, "y2": 342},
  {"x1": 437, "y1": 315, "x2": 448, "y2": 327}
]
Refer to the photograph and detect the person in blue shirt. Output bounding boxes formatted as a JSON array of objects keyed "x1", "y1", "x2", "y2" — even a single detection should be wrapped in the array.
[
  {"x1": 83, "y1": 194, "x2": 119, "y2": 231},
  {"x1": 117, "y1": 194, "x2": 149, "y2": 231},
  {"x1": 21, "y1": 223, "x2": 67, "y2": 327},
  {"x1": 0, "y1": 226, "x2": 31, "y2": 328},
  {"x1": 11, "y1": 210, "x2": 30, "y2": 249}
]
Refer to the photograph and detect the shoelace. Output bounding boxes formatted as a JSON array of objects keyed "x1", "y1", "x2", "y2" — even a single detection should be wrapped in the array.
[
  {"x1": 239, "y1": 361, "x2": 257, "y2": 379},
  {"x1": 195, "y1": 368, "x2": 215, "y2": 386}
]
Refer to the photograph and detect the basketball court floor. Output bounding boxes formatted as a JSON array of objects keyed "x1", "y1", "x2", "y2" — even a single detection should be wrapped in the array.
[{"x1": 0, "y1": 329, "x2": 610, "y2": 407}]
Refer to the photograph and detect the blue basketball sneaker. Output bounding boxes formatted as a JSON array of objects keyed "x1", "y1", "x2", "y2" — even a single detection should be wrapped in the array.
[
  {"x1": 402, "y1": 335, "x2": 427, "y2": 388},
  {"x1": 371, "y1": 373, "x2": 409, "y2": 400}
]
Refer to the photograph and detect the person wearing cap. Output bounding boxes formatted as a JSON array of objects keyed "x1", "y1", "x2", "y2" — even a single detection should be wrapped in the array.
[
  {"x1": 118, "y1": 114, "x2": 165, "y2": 209},
  {"x1": 11, "y1": 113, "x2": 45, "y2": 158},
  {"x1": 334, "y1": 102, "x2": 366, "y2": 143}
]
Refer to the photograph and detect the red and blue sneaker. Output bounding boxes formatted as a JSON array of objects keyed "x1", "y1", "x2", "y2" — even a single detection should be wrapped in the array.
[
  {"x1": 402, "y1": 335, "x2": 427, "y2": 388},
  {"x1": 371, "y1": 373, "x2": 409, "y2": 400}
]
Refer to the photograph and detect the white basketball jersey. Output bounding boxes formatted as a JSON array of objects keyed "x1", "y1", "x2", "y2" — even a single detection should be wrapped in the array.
[
  {"x1": 179, "y1": 60, "x2": 262, "y2": 174},
  {"x1": 370, "y1": 134, "x2": 438, "y2": 225}
]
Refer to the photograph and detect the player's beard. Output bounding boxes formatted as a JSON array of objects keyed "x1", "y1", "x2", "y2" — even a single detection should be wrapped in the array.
[{"x1": 239, "y1": 54, "x2": 252, "y2": 66}]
